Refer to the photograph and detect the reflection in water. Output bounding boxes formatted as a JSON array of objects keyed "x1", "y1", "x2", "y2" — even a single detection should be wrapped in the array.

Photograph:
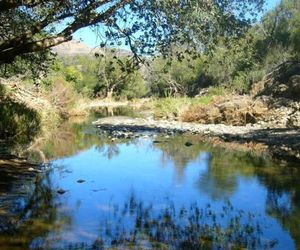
[
  {"x1": 97, "y1": 144, "x2": 121, "y2": 160},
  {"x1": 260, "y1": 166, "x2": 300, "y2": 248},
  {"x1": 58, "y1": 194, "x2": 276, "y2": 250},
  {"x1": 0, "y1": 116, "x2": 299, "y2": 249},
  {"x1": 0, "y1": 167, "x2": 72, "y2": 249}
]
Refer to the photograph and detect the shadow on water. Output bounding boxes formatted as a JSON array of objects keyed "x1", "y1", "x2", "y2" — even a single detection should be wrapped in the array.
[{"x1": 0, "y1": 109, "x2": 300, "y2": 249}]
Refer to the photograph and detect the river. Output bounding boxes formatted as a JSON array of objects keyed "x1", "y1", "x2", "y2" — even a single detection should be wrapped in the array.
[{"x1": 0, "y1": 108, "x2": 299, "y2": 250}]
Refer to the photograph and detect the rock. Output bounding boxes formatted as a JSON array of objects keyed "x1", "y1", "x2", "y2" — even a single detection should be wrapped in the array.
[
  {"x1": 185, "y1": 141, "x2": 193, "y2": 147},
  {"x1": 57, "y1": 189, "x2": 67, "y2": 195},
  {"x1": 92, "y1": 188, "x2": 106, "y2": 192},
  {"x1": 28, "y1": 167, "x2": 42, "y2": 173},
  {"x1": 287, "y1": 111, "x2": 300, "y2": 127},
  {"x1": 252, "y1": 61, "x2": 300, "y2": 101},
  {"x1": 77, "y1": 179, "x2": 86, "y2": 183}
]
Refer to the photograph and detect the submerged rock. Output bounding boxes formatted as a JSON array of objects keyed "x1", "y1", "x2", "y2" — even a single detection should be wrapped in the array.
[
  {"x1": 185, "y1": 141, "x2": 193, "y2": 147},
  {"x1": 57, "y1": 189, "x2": 67, "y2": 195}
]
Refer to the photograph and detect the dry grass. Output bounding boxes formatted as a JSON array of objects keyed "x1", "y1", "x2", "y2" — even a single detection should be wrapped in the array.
[
  {"x1": 47, "y1": 78, "x2": 78, "y2": 118},
  {"x1": 181, "y1": 95, "x2": 268, "y2": 125}
]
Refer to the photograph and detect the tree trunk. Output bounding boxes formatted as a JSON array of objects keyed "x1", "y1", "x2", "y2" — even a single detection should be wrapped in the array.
[{"x1": 106, "y1": 88, "x2": 114, "y2": 99}]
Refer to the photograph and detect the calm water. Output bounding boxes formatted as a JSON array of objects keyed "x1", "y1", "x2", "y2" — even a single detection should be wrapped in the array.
[{"x1": 0, "y1": 111, "x2": 300, "y2": 250}]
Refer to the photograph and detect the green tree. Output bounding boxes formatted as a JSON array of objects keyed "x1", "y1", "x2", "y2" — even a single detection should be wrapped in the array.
[
  {"x1": 199, "y1": 0, "x2": 300, "y2": 93},
  {"x1": 253, "y1": 0, "x2": 300, "y2": 66},
  {"x1": 118, "y1": 71, "x2": 148, "y2": 99},
  {"x1": 148, "y1": 54, "x2": 206, "y2": 97},
  {"x1": 65, "y1": 66, "x2": 83, "y2": 85},
  {"x1": 204, "y1": 35, "x2": 260, "y2": 93},
  {"x1": 72, "y1": 56, "x2": 99, "y2": 96},
  {"x1": 95, "y1": 52, "x2": 147, "y2": 99}
]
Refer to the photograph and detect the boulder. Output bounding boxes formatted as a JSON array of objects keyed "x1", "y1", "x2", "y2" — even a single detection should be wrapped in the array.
[{"x1": 251, "y1": 61, "x2": 300, "y2": 101}]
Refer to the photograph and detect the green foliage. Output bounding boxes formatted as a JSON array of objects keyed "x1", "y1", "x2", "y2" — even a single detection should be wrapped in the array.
[
  {"x1": 118, "y1": 71, "x2": 148, "y2": 100},
  {"x1": 95, "y1": 52, "x2": 148, "y2": 99},
  {"x1": 154, "y1": 97, "x2": 191, "y2": 119},
  {"x1": 153, "y1": 87, "x2": 227, "y2": 119},
  {"x1": 66, "y1": 56, "x2": 99, "y2": 96},
  {"x1": 42, "y1": 57, "x2": 94, "y2": 97},
  {"x1": 65, "y1": 66, "x2": 83, "y2": 85},
  {"x1": 0, "y1": 0, "x2": 264, "y2": 64},
  {"x1": 2, "y1": 0, "x2": 299, "y2": 101},
  {"x1": 290, "y1": 14, "x2": 300, "y2": 55},
  {"x1": 0, "y1": 51, "x2": 55, "y2": 83},
  {"x1": 193, "y1": 0, "x2": 300, "y2": 93},
  {"x1": 203, "y1": 35, "x2": 259, "y2": 93},
  {"x1": 42, "y1": 54, "x2": 148, "y2": 100},
  {"x1": 148, "y1": 54, "x2": 208, "y2": 97},
  {"x1": 205, "y1": 86, "x2": 228, "y2": 97}
]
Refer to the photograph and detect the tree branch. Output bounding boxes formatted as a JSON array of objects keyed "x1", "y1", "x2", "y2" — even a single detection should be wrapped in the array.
[
  {"x1": 0, "y1": 36, "x2": 70, "y2": 63},
  {"x1": 60, "y1": 0, "x2": 132, "y2": 37},
  {"x1": 0, "y1": 0, "x2": 132, "y2": 63}
]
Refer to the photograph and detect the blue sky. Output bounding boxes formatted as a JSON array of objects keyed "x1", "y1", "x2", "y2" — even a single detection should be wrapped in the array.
[{"x1": 73, "y1": 0, "x2": 281, "y2": 48}]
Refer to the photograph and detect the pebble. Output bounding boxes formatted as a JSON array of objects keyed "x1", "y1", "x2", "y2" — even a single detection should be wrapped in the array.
[
  {"x1": 28, "y1": 167, "x2": 42, "y2": 173},
  {"x1": 77, "y1": 179, "x2": 86, "y2": 183},
  {"x1": 94, "y1": 117, "x2": 265, "y2": 137}
]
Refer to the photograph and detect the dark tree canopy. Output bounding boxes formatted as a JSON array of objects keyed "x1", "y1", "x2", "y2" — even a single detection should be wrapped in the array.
[{"x1": 0, "y1": 0, "x2": 265, "y2": 63}]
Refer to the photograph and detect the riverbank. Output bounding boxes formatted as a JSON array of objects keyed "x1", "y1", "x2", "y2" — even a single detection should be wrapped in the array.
[
  {"x1": 92, "y1": 63, "x2": 300, "y2": 162},
  {"x1": 2, "y1": 61, "x2": 300, "y2": 164},
  {"x1": 93, "y1": 116, "x2": 300, "y2": 162}
]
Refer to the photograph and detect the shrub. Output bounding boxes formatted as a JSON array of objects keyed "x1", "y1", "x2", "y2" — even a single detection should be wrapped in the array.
[
  {"x1": 154, "y1": 97, "x2": 191, "y2": 119},
  {"x1": 47, "y1": 78, "x2": 78, "y2": 118}
]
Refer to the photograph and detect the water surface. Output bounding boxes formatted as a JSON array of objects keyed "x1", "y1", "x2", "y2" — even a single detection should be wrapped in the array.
[{"x1": 0, "y1": 114, "x2": 299, "y2": 250}]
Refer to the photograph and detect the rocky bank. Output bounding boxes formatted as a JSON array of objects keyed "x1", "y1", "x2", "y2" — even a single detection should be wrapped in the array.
[
  {"x1": 93, "y1": 61, "x2": 300, "y2": 162},
  {"x1": 92, "y1": 116, "x2": 299, "y2": 162}
]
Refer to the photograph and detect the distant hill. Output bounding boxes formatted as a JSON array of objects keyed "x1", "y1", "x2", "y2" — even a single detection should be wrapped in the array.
[
  {"x1": 52, "y1": 40, "x2": 96, "y2": 56},
  {"x1": 52, "y1": 40, "x2": 132, "y2": 57}
]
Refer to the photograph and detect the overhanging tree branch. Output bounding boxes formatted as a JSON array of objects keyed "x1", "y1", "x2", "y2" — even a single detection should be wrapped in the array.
[
  {"x1": 0, "y1": 0, "x2": 133, "y2": 63},
  {"x1": 0, "y1": 0, "x2": 265, "y2": 64}
]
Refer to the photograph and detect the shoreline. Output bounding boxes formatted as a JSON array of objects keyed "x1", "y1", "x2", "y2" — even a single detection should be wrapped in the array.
[{"x1": 93, "y1": 116, "x2": 300, "y2": 163}]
